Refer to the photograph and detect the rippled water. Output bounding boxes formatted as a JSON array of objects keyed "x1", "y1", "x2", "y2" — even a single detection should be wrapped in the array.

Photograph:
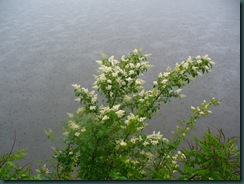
[{"x1": 0, "y1": 0, "x2": 240, "y2": 168}]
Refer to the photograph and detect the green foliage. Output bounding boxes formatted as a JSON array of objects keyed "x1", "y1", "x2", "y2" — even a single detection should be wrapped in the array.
[
  {"x1": 0, "y1": 147, "x2": 40, "y2": 180},
  {"x1": 178, "y1": 128, "x2": 240, "y2": 180}
]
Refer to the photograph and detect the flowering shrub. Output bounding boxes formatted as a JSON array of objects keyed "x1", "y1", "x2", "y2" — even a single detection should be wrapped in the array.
[
  {"x1": 44, "y1": 49, "x2": 239, "y2": 180},
  {"x1": 0, "y1": 49, "x2": 240, "y2": 180}
]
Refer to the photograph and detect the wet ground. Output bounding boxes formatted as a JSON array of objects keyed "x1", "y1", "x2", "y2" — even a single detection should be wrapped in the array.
[{"x1": 0, "y1": 0, "x2": 240, "y2": 168}]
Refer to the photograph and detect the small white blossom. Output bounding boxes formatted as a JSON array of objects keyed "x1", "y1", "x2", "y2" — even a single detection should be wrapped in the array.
[
  {"x1": 175, "y1": 89, "x2": 182, "y2": 94},
  {"x1": 124, "y1": 95, "x2": 131, "y2": 102},
  {"x1": 67, "y1": 113, "x2": 74, "y2": 118},
  {"x1": 115, "y1": 110, "x2": 125, "y2": 118},
  {"x1": 135, "y1": 79, "x2": 145, "y2": 85},
  {"x1": 120, "y1": 140, "x2": 127, "y2": 146},
  {"x1": 126, "y1": 77, "x2": 133, "y2": 82},
  {"x1": 96, "y1": 60, "x2": 102, "y2": 65},
  {"x1": 129, "y1": 70, "x2": 134, "y2": 75},
  {"x1": 196, "y1": 55, "x2": 201, "y2": 60},
  {"x1": 139, "y1": 117, "x2": 146, "y2": 122},
  {"x1": 143, "y1": 141, "x2": 149, "y2": 146},
  {"x1": 133, "y1": 49, "x2": 138, "y2": 54},
  {"x1": 161, "y1": 79, "x2": 168, "y2": 84},
  {"x1": 75, "y1": 132, "x2": 80, "y2": 137},
  {"x1": 130, "y1": 137, "x2": 137, "y2": 144},
  {"x1": 81, "y1": 87, "x2": 89, "y2": 94},
  {"x1": 112, "y1": 72, "x2": 118, "y2": 77},
  {"x1": 151, "y1": 140, "x2": 159, "y2": 145},
  {"x1": 158, "y1": 72, "x2": 163, "y2": 78},
  {"x1": 129, "y1": 63, "x2": 135, "y2": 68},
  {"x1": 107, "y1": 79, "x2": 112, "y2": 83},
  {"x1": 91, "y1": 94, "x2": 98, "y2": 103},
  {"x1": 191, "y1": 106, "x2": 195, "y2": 110},
  {"x1": 163, "y1": 72, "x2": 170, "y2": 77},
  {"x1": 197, "y1": 59, "x2": 202, "y2": 64},
  {"x1": 106, "y1": 85, "x2": 112, "y2": 90},
  {"x1": 81, "y1": 127, "x2": 86, "y2": 132},
  {"x1": 69, "y1": 121, "x2": 79, "y2": 129},
  {"x1": 112, "y1": 104, "x2": 121, "y2": 111},
  {"x1": 102, "y1": 115, "x2": 109, "y2": 121},
  {"x1": 192, "y1": 66, "x2": 198, "y2": 71},
  {"x1": 72, "y1": 84, "x2": 81, "y2": 89},
  {"x1": 90, "y1": 106, "x2": 96, "y2": 110}
]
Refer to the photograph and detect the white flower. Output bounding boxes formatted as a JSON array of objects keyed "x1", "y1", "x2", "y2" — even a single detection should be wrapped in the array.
[
  {"x1": 106, "y1": 85, "x2": 112, "y2": 90},
  {"x1": 175, "y1": 89, "x2": 182, "y2": 94},
  {"x1": 143, "y1": 141, "x2": 149, "y2": 146},
  {"x1": 161, "y1": 79, "x2": 168, "y2": 84},
  {"x1": 124, "y1": 95, "x2": 131, "y2": 102},
  {"x1": 208, "y1": 110, "x2": 212, "y2": 113},
  {"x1": 99, "y1": 73, "x2": 106, "y2": 81},
  {"x1": 115, "y1": 110, "x2": 125, "y2": 118},
  {"x1": 163, "y1": 72, "x2": 170, "y2": 77},
  {"x1": 75, "y1": 132, "x2": 80, "y2": 137},
  {"x1": 96, "y1": 60, "x2": 102, "y2": 65},
  {"x1": 71, "y1": 84, "x2": 80, "y2": 89},
  {"x1": 126, "y1": 77, "x2": 133, "y2": 82},
  {"x1": 151, "y1": 140, "x2": 159, "y2": 145},
  {"x1": 90, "y1": 106, "x2": 96, "y2": 110},
  {"x1": 186, "y1": 56, "x2": 192, "y2": 62},
  {"x1": 135, "y1": 79, "x2": 145, "y2": 85},
  {"x1": 153, "y1": 81, "x2": 158, "y2": 85},
  {"x1": 192, "y1": 66, "x2": 198, "y2": 71},
  {"x1": 191, "y1": 106, "x2": 195, "y2": 110},
  {"x1": 210, "y1": 61, "x2": 215, "y2": 65},
  {"x1": 129, "y1": 63, "x2": 135, "y2": 68},
  {"x1": 102, "y1": 115, "x2": 109, "y2": 121},
  {"x1": 67, "y1": 113, "x2": 74, "y2": 118},
  {"x1": 112, "y1": 72, "x2": 118, "y2": 77},
  {"x1": 130, "y1": 137, "x2": 137, "y2": 144},
  {"x1": 81, "y1": 127, "x2": 86, "y2": 132},
  {"x1": 137, "y1": 126, "x2": 143, "y2": 131},
  {"x1": 91, "y1": 94, "x2": 98, "y2": 103},
  {"x1": 69, "y1": 121, "x2": 79, "y2": 129},
  {"x1": 76, "y1": 107, "x2": 84, "y2": 114},
  {"x1": 183, "y1": 62, "x2": 189, "y2": 69},
  {"x1": 99, "y1": 66, "x2": 112, "y2": 73},
  {"x1": 158, "y1": 72, "x2": 163, "y2": 78},
  {"x1": 112, "y1": 104, "x2": 121, "y2": 111},
  {"x1": 129, "y1": 70, "x2": 134, "y2": 75},
  {"x1": 135, "y1": 63, "x2": 141, "y2": 68},
  {"x1": 120, "y1": 140, "x2": 127, "y2": 146},
  {"x1": 196, "y1": 55, "x2": 201, "y2": 60},
  {"x1": 197, "y1": 60, "x2": 202, "y2": 64},
  {"x1": 133, "y1": 49, "x2": 138, "y2": 54},
  {"x1": 139, "y1": 117, "x2": 146, "y2": 122},
  {"x1": 163, "y1": 138, "x2": 169, "y2": 143},
  {"x1": 107, "y1": 79, "x2": 112, "y2": 83}
]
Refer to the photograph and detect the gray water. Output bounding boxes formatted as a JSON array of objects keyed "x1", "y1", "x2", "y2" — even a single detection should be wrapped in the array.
[{"x1": 0, "y1": 0, "x2": 240, "y2": 169}]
